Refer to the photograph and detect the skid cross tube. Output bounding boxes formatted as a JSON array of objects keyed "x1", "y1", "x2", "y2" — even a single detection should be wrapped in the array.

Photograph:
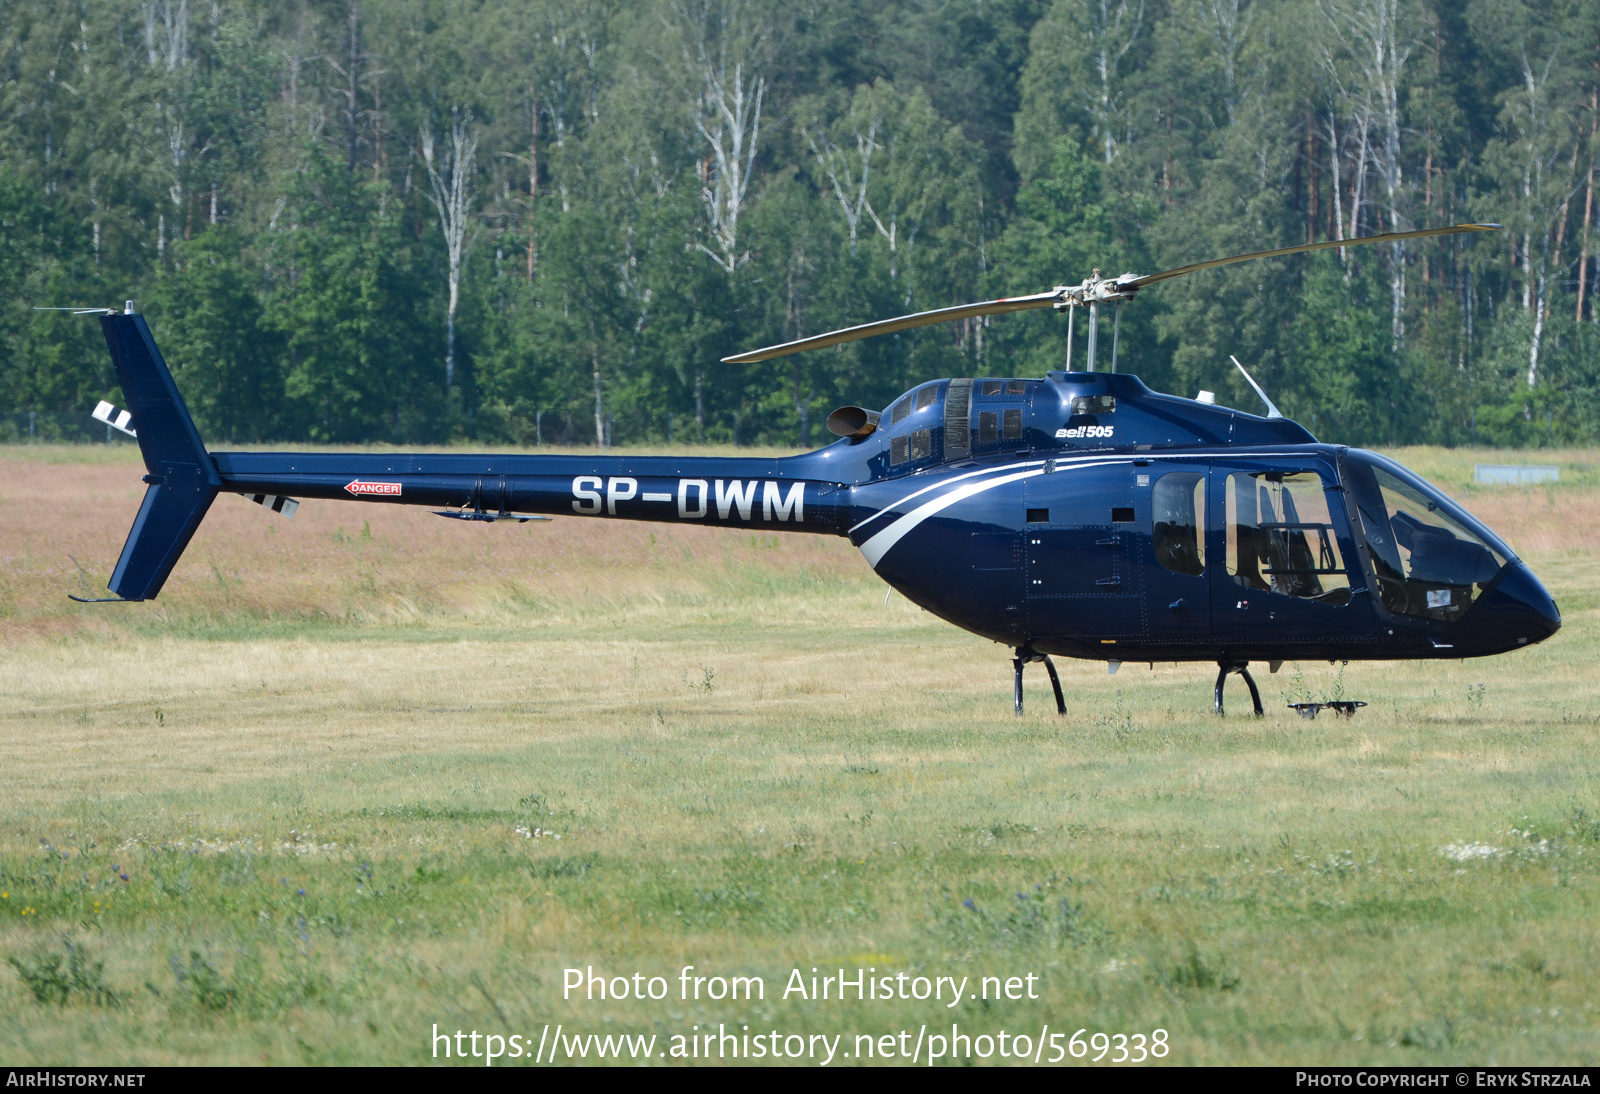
[{"x1": 1214, "y1": 661, "x2": 1264, "y2": 717}]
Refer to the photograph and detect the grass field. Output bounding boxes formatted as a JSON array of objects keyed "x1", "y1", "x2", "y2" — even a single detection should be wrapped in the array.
[{"x1": 0, "y1": 443, "x2": 1597, "y2": 1066}]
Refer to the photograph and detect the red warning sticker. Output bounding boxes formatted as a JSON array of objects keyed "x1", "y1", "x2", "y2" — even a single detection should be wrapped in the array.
[{"x1": 345, "y1": 480, "x2": 403, "y2": 497}]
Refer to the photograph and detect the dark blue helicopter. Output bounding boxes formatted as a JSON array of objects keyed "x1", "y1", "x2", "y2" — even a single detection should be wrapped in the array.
[{"x1": 79, "y1": 222, "x2": 1560, "y2": 716}]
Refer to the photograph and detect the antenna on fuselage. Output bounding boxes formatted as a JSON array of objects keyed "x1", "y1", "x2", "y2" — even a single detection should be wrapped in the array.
[{"x1": 1230, "y1": 355, "x2": 1283, "y2": 419}]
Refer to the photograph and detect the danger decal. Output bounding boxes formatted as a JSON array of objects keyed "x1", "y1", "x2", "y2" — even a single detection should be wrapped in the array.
[{"x1": 345, "y1": 479, "x2": 403, "y2": 497}]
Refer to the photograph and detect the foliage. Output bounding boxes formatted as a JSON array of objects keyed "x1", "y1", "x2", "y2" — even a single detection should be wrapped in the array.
[
  {"x1": 7, "y1": 942, "x2": 120, "y2": 1007},
  {"x1": 1, "y1": 0, "x2": 1598, "y2": 447}
]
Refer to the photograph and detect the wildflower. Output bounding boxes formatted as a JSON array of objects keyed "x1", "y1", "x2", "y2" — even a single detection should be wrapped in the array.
[
  {"x1": 297, "y1": 889, "x2": 306, "y2": 896},
  {"x1": 962, "y1": 898, "x2": 976, "y2": 911},
  {"x1": 1441, "y1": 842, "x2": 1504, "y2": 863}
]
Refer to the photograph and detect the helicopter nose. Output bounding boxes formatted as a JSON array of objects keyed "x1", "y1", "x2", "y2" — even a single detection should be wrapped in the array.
[{"x1": 1464, "y1": 562, "x2": 1561, "y2": 652}]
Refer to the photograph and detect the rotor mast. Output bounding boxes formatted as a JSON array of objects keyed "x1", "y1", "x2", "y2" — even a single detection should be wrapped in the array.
[{"x1": 1053, "y1": 268, "x2": 1140, "y2": 373}]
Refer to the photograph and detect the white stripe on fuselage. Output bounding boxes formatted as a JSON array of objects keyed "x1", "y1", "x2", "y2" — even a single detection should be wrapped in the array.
[
  {"x1": 848, "y1": 459, "x2": 1046, "y2": 534},
  {"x1": 855, "y1": 450, "x2": 1327, "y2": 570},
  {"x1": 860, "y1": 467, "x2": 1046, "y2": 568}
]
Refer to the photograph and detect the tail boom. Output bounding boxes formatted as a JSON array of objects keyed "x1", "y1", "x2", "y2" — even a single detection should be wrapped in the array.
[
  {"x1": 92, "y1": 308, "x2": 850, "y2": 602},
  {"x1": 211, "y1": 452, "x2": 849, "y2": 533}
]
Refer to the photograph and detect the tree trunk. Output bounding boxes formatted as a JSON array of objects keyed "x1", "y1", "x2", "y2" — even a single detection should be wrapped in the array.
[
  {"x1": 1529, "y1": 271, "x2": 1546, "y2": 387},
  {"x1": 1326, "y1": 111, "x2": 1345, "y2": 263},
  {"x1": 1306, "y1": 114, "x2": 1319, "y2": 243},
  {"x1": 528, "y1": 90, "x2": 539, "y2": 279},
  {"x1": 694, "y1": 369, "x2": 704, "y2": 440},
  {"x1": 345, "y1": 2, "x2": 361, "y2": 177},
  {"x1": 1578, "y1": 88, "x2": 1597, "y2": 321},
  {"x1": 592, "y1": 344, "x2": 605, "y2": 447},
  {"x1": 446, "y1": 277, "x2": 457, "y2": 393}
]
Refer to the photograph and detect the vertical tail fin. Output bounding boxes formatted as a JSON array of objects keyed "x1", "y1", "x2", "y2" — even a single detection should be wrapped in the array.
[{"x1": 97, "y1": 311, "x2": 219, "y2": 601}]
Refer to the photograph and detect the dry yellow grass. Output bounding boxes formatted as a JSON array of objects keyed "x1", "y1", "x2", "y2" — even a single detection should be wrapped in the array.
[{"x1": 0, "y1": 445, "x2": 1596, "y2": 1066}]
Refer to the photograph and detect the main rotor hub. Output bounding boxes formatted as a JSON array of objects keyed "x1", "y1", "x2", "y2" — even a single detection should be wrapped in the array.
[{"x1": 1051, "y1": 273, "x2": 1140, "y2": 310}]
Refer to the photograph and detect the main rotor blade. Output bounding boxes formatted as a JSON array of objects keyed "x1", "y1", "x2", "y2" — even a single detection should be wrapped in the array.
[
  {"x1": 1128, "y1": 222, "x2": 1500, "y2": 288},
  {"x1": 720, "y1": 291, "x2": 1059, "y2": 364},
  {"x1": 720, "y1": 222, "x2": 1499, "y2": 364}
]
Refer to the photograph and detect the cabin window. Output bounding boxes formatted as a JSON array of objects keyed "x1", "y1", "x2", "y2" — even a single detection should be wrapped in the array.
[
  {"x1": 1002, "y1": 407, "x2": 1023, "y2": 439},
  {"x1": 1226, "y1": 472, "x2": 1351, "y2": 604},
  {"x1": 1026, "y1": 508, "x2": 1050, "y2": 523},
  {"x1": 891, "y1": 396, "x2": 912, "y2": 424},
  {"x1": 1071, "y1": 395, "x2": 1117, "y2": 416},
  {"x1": 981, "y1": 381, "x2": 1003, "y2": 396},
  {"x1": 978, "y1": 411, "x2": 998, "y2": 443},
  {"x1": 915, "y1": 385, "x2": 938, "y2": 410},
  {"x1": 1007, "y1": 380, "x2": 1026, "y2": 395},
  {"x1": 1153, "y1": 472, "x2": 1205, "y2": 576},
  {"x1": 1340, "y1": 459, "x2": 1507, "y2": 622}
]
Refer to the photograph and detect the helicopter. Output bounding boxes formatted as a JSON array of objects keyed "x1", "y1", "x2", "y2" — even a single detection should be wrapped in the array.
[{"x1": 77, "y1": 221, "x2": 1560, "y2": 716}]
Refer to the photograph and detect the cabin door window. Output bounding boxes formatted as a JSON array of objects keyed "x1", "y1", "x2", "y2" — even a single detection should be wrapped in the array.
[{"x1": 1225, "y1": 472, "x2": 1352, "y2": 605}]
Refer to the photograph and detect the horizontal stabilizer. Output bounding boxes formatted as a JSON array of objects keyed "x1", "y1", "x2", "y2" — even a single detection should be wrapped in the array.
[
  {"x1": 245, "y1": 493, "x2": 299, "y2": 518},
  {"x1": 92, "y1": 400, "x2": 138, "y2": 437}
]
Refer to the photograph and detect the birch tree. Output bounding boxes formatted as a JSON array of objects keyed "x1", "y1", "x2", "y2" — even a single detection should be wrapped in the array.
[
  {"x1": 420, "y1": 107, "x2": 480, "y2": 394},
  {"x1": 801, "y1": 110, "x2": 882, "y2": 258},
  {"x1": 1085, "y1": 0, "x2": 1146, "y2": 164},
  {"x1": 1318, "y1": 0, "x2": 1416, "y2": 347},
  {"x1": 671, "y1": 0, "x2": 767, "y2": 273},
  {"x1": 1192, "y1": 0, "x2": 1253, "y2": 126},
  {"x1": 1482, "y1": 51, "x2": 1585, "y2": 387}
]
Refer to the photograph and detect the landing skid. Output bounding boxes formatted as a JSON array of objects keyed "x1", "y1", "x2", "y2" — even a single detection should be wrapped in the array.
[
  {"x1": 1214, "y1": 661, "x2": 1263, "y2": 716},
  {"x1": 1012, "y1": 649, "x2": 1066, "y2": 716}
]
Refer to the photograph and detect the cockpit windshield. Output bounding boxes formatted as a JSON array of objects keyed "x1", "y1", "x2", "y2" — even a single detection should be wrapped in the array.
[{"x1": 1339, "y1": 451, "x2": 1512, "y2": 623}]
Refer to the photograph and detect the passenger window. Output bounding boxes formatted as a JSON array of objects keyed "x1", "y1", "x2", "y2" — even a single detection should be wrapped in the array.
[
  {"x1": 1153, "y1": 472, "x2": 1205, "y2": 576},
  {"x1": 981, "y1": 381, "x2": 1002, "y2": 396},
  {"x1": 1226, "y1": 472, "x2": 1351, "y2": 604}
]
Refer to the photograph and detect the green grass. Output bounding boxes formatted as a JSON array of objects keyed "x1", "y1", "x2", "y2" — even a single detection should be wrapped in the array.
[{"x1": 0, "y1": 446, "x2": 1596, "y2": 1065}]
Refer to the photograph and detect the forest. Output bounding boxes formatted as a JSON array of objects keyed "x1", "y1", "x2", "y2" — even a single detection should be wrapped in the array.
[{"x1": 1, "y1": 0, "x2": 1598, "y2": 448}]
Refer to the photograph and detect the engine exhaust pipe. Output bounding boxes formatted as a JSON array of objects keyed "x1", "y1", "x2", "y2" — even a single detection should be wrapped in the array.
[{"x1": 827, "y1": 406, "x2": 881, "y2": 439}]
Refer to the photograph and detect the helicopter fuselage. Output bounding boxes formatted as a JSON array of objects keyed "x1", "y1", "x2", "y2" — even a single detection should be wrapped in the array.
[{"x1": 205, "y1": 370, "x2": 1559, "y2": 665}]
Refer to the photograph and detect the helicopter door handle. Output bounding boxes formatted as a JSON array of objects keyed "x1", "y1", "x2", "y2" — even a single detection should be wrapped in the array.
[
  {"x1": 1169, "y1": 598, "x2": 1184, "y2": 611},
  {"x1": 1095, "y1": 577, "x2": 1122, "y2": 587},
  {"x1": 1096, "y1": 537, "x2": 1119, "y2": 546}
]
